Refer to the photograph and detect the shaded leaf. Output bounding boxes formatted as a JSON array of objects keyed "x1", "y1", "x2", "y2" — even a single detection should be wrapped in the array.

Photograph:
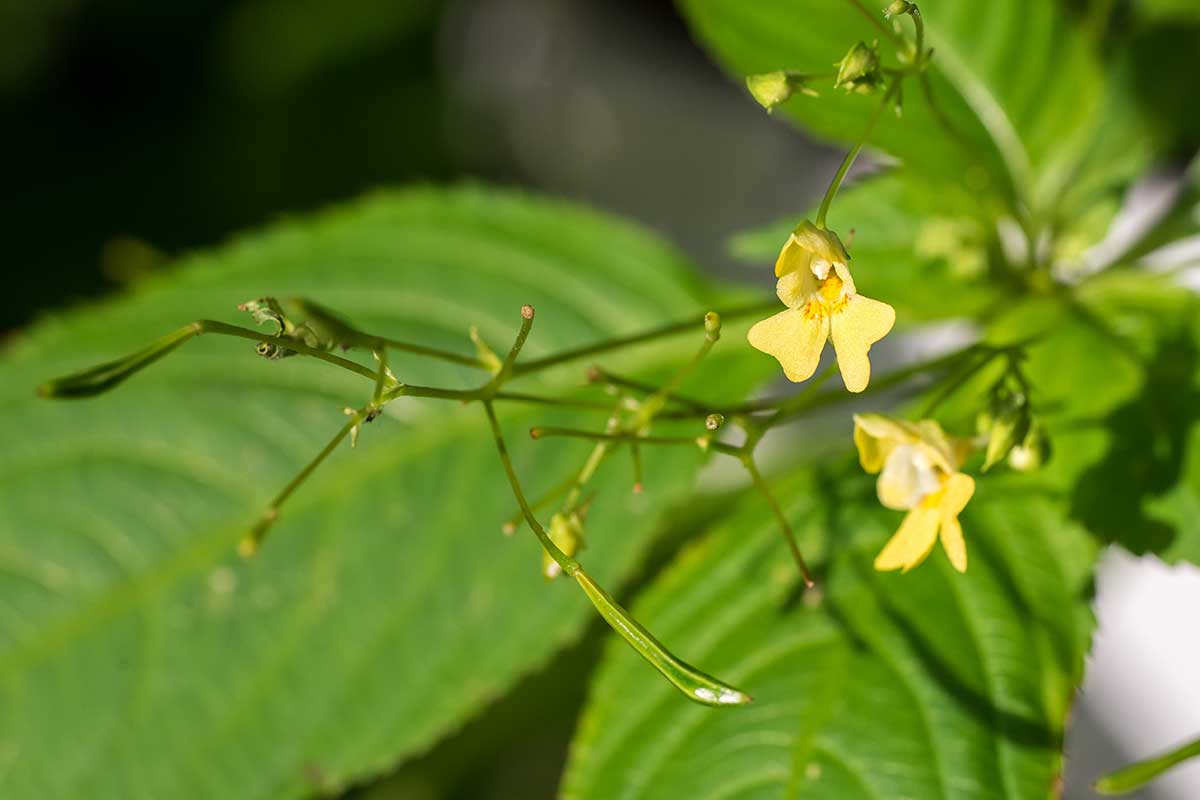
[{"x1": 0, "y1": 185, "x2": 766, "y2": 798}]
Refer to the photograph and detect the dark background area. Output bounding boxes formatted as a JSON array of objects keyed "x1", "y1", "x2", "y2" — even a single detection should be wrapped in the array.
[{"x1": 2, "y1": 0, "x2": 835, "y2": 339}]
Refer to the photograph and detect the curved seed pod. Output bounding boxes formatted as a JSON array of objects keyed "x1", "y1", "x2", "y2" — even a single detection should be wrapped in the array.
[
  {"x1": 573, "y1": 569, "x2": 751, "y2": 707},
  {"x1": 36, "y1": 323, "x2": 200, "y2": 398}
]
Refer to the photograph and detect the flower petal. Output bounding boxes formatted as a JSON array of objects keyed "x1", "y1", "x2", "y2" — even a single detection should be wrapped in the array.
[
  {"x1": 874, "y1": 505, "x2": 940, "y2": 572},
  {"x1": 853, "y1": 413, "x2": 914, "y2": 468},
  {"x1": 939, "y1": 515, "x2": 968, "y2": 572},
  {"x1": 747, "y1": 308, "x2": 829, "y2": 383},
  {"x1": 775, "y1": 269, "x2": 817, "y2": 308},
  {"x1": 829, "y1": 295, "x2": 895, "y2": 393},
  {"x1": 774, "y1": 237, "x2": 812, "y2": 278},
  {"x1": 913, "y1": 419, "x2": 960, "y2": 473},
  {"x1": 938, "y1": 472, "x2": 976, "y2": 517},
  {"x1": 791, "y1": 220, "x2": 850, "y2": 265},
  {"x1": 877, "y1": 444, "x2": 942, "y2": 511}
]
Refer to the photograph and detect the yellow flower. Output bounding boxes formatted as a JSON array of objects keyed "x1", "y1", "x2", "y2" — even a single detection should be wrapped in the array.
[
  {"x1": 853, "y1": 413, "x2": 975, "y2": 573},
  {"x1": 747, "y1": 222, "x2": 895, "y2": 392}
]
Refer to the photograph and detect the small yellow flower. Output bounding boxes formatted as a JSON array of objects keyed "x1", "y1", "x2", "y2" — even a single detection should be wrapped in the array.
[
  {"x1": 747, "y1": 222, "x2": 895, "y2": 392},
  {"x1": 853, "y1": 413, "x2": 975, "y2": 573}
]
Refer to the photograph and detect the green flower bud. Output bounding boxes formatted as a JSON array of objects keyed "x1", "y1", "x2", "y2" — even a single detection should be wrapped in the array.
[
  {"x1": 745, "y1": 71, "x2": 818, "y2": 112},
  {"x1": 704, "y1": 311, "x2": 722, "y2": 342},
  {"x1": 1007, "y1": 422, "x2": 1051, "y2": 472},
  {"x1": 834, "y1": 41, "x2": 883, "y2": 94},
  {"x1": 705, "y1": 413, "x2": 725, "y2": 432},
  {"x1": 982, "y1": 390, "x2": 1029, "y2": 472},
  {"x1": 543, "y1": 512, "x2": 585, "y2": 580},
  {"x1": 883, "y1": 1, "x2": 915, "y2": 19}
]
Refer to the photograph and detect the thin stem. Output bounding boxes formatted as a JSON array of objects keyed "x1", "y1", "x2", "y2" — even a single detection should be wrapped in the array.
[
  {"x1": 532, "y1": 426, "x2": 713, "y2": 450},
  {"x1": 371, "y1": 346, "x2": 389, "y2": 407},
  {"x1": 816, "y1": 80, "x2": 900, "y2": 228},
  {"x1": 373, "y1": 335, "x2": 486, "y2": 369},
  {"x1": 240, "y1": 411, "x2": 365, "y2": 556},
  {"x1": 910, "y1": 6, "x2": 925, "y2": 62},
  {"x1": 563, "y1": 438, "x2": 618, "y2": 513},
  {"x1": 773, "y1": 340, "x2": 983, "y2": 425},
  {"x1": 483, "y1": 305, "x2": 536, "y2": 397},
  {"x1": 511, "y1": 302, "x2": 773, "y2": 377},
  {"x1": 292, "y1": 297, "x2": 486, "y2": 369},
  {"x1": 37, "y1": 319, "x2": 383, "y2": 399},
  {"x1": 634, "y1": 318, "x2": 719, "y2": 426},
  {"x1": 756, "y1": 363, "x2": 839, "y2": 434},
  {"x1": 501, "y1": 474, "x2": 579, "y2": 534},
  {"x1": 919, "y1": 349, "x2": 999, "y2": 417},
  {"x1": 590, "y1": 368, "x2": 709, "y2": 414},
  {"x1": 483, "y1": 400, "x2": 579, "y2": 575},
  {"x1": 845, "y1": 0, "x2": 906, "y2": 49},
  {"x1": 492, "y1": 391, "x2": 617, "y2": 412},
  {"x1": 630, "y1": 441, "x2": 644, "y2": 493},
  {"x1": 741, "y1": 456, "x2": 814, "y2": 587},
  {"x1": 198, "y1": 321, "x2": 381, "y2": 381}
]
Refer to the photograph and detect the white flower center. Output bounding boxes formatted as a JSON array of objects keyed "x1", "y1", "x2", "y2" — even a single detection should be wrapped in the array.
[
  {"x1": 881, "y1": 444, "x2": 943, "y2": 508},
  {"x1": 810, "y1": 258, "x2": 833, "y2": 280}
]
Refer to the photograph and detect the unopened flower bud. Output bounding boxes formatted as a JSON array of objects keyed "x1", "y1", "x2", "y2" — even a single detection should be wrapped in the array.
[
  {"x1": 982, "y1": 390, "x2": 1029, "y2": 471},
  {"x1": 834, "y1": 41, "x2": 883, "y2": 94},
  {"x1": 883, "y1": 0, "x2": 914, "y2": 18},
  {"x1": 1007, "y1": 423, "x2": 1051, "y2": 472},
  {"x1": 745, "y1": 71, "x2": 818, "y2": 112},
  {"x1": 705, "y1": 413, "x2": 725, "y2": 431},
  {"x1": 543, "y1": 512, "x2": 585, "y2": 580},
  {"x1": 704, "y1": 311, "x2": 722, "y2": 341}
]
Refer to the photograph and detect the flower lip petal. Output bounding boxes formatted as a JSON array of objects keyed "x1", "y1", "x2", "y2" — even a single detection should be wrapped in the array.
[
  {"x1": 747, "y1": 307, "x2": 829, "y2": 383},
  {"x1": 939, "y1": 515, "x2": 968, "y2": 572},
  {"x1": 829, "y1": 295, "x2": 895, "y2": 393},
  {"x1": 873, "y1": 505, "x2": 940, "y2": 572}
]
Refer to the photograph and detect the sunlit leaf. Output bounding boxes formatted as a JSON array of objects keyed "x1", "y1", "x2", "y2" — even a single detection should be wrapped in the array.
[{"x1": 563, "y1": 466, "x2": 1096, "y2": 799}]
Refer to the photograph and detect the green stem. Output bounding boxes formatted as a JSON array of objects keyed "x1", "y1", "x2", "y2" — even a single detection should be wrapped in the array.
[
  {"x1": 292, "y1": 297, "x2": 487, "y2": 369},
  {"x1": 590, "y1": 368, "x2": 709, "y2": 414},
  {"x1": 37, "y1": 319, "x2": 380, "y2": 399},
  {"x1": 741, "y1": 456, "x2": 814, "y2": 587},
  {"x1": 845, "y1": 0, "x2": 906, "y2": 50},
  {"x1": 483, "y1": 400, "x2": 579, "y2": 575},
  {"x1": 910, "y1": 5, "x2": 925, "y2": 63},
  {"x1": 501, "y1": 474, "x2": 579, "y2": 534},
  {"x1": 815, "y1": 80, "x2": 900, "y2": 229},
  {"x1": 240, "y1": 410, "x2": 366, "y2": 556},
  {"x1": 530, "y1": 426, "x2": 741, "y2": 457},
  {"x1": 634, "y1": 316, "x2": 719, "y2": 426},
  {"x1": 371, "y1": 346, "x2": 389, "y2": 407},
  {"x1": 511, "y1": 302, "x2": 772, "y2": 377}
]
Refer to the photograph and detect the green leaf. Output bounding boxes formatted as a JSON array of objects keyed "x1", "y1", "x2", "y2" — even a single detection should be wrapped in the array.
[
  {"x1": 679, "y1": 0, "x2": 1156, "y2": 219},
  {"x1": 563, "y1": 466, "x2": 1097, "y2": 799},
  {"x1": 730, "y1": 173, "x2": 1008, "y2": 322},
  {"x1": 964, "y1": 271, "x2": 1200, "y2": 564},
  {"x1": 0, "y1": 185, "x2": 767, "y2": 798}
]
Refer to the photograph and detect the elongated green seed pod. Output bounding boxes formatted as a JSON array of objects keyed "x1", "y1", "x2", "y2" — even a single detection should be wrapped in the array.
[
  {"x1": 1095, "y1": 734, "x2": 1200, "y2": 795},
  {"x1": 36, "y1": 323, "x2": 200, "y2": 398},
  {"x1": 574, "y1": 569, "x2": 751, "y2": 707}
]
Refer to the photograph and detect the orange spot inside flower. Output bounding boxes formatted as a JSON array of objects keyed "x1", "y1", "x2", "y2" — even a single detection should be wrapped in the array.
[{"x1": 802, "y1": 273, "x2": 849, "y2": 319}]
